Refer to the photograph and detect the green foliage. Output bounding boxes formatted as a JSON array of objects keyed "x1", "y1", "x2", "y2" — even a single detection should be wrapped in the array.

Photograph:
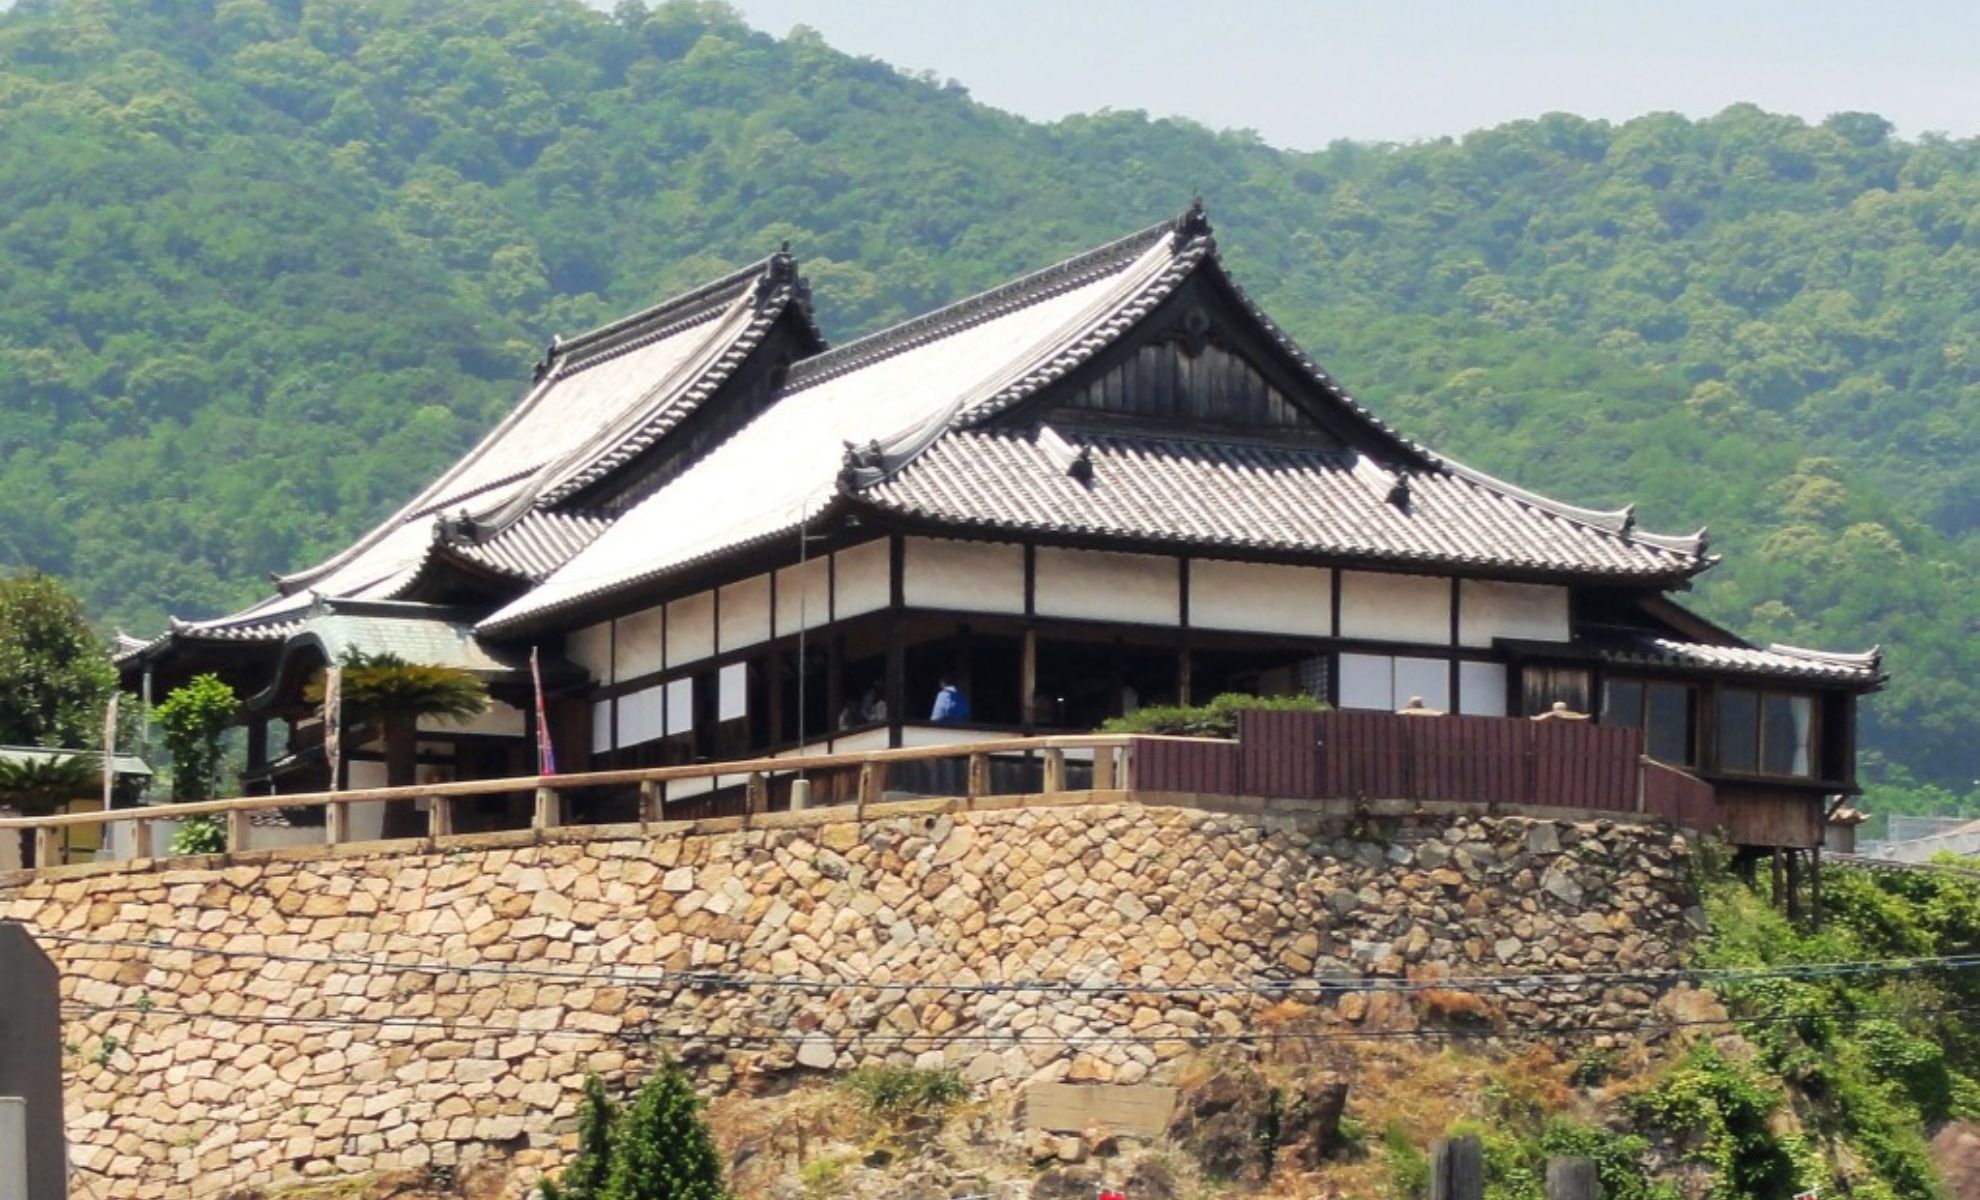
[
  {"x1": 0, "y1": 572, "x2": 114, "y2": 749},
  {"x1": 0, "y1": 0, "x2": 1974, "y2": 803},
  {"x1": 0, "y1": 752, "x2": 94, "y2": 816},
  {"x1": 166, "y1": 813, "x2": 225, "y2": 855},
  {"x1": 1381, "y1": 1117, "x2": 1430, "y2": 1199},
  {"x1": 1627, "y1": 1044, "x2": 1804, "y2": 1200},
  {"x1": 1099, "y1": 691, "x2": 1327, "y2": 738},
  {"x1": 838, "y1": 1065, "x2": 968, "y2": 1120},
  {"x1": 308, "y1": 650, "x2": 489, "y2": 726},
  {"x1": 602, "y1": 1060, "x2": 728, "y2": 1200},
  {"x1": 539, "y1": 1064, "x2": 728, "y2": 1200},
  {"x1": 541, "y1": 1075, "x2": 615, "y2": 1200},
  {"x1": 153, "y1": 673, "x2": 236, "y2": 802}
]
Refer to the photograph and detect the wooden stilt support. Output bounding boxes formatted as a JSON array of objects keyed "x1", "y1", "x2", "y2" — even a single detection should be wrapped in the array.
[
  {"x1": 1811, "y1": 843, "x2": 1824, "y2": 929},
  {"x1": 1771, "y1": 847, "x2": 1785, "y2": 910},
  {"x1": 1786, "y1": 847, "x2": 1803, "y2": 924}
]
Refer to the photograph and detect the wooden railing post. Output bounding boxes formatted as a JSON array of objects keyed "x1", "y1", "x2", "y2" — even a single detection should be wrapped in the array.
[
  {"x1": 131, "y1": 819, "x2": 154, "y2": 861},
  {"x1": 326, "y1": 801, "x2": 348, "y2": 845},
  {"x1": 638, "y1": 780, "x2": 663, "y2": 823},
  {"x1": 966, "y1": 753, "x2": 990, "y2": 802},
  {"x1": 428, "y1": 795, "x2": 455, "y2": 839},
  {"x1": 226, "y1": 808, "x2": 252, "y2": 854},
  {"x1": 1092, "y1": 746, "x2": 1117, "y2": 790},
  {"x1": 32, "y1": 826, "x2": 60, "y2": 870},
  {"x1": 534, "y1": 787, "x2": 563, "y2": 831},
  {"x1": 856, "y1": 761, "x2": 885, "y2": 818},
  {"x1": 1119, "y1": 741, "x2": 1135, "y2": 791},
  {"x1": 745, "y1": 772, "x2": 768, "y2": 818},
  {"x1": 1041, "y1": 748, "x2": 1066, "y2": 795}
]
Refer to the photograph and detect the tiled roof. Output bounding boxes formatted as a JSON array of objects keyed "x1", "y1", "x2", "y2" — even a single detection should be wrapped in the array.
[
  {"x1": 1594, "y1": 635, "x2": 1883, "y2": 685},
  {"x1": 482, "y1": 220, "x2": 1189, "y2": 632},
  {"x1": 861, "y1": 428, "x2": 1707, "y2": 579},
  {"x1": 422, "y1": 510, "x2": 611, "y2": 584}
]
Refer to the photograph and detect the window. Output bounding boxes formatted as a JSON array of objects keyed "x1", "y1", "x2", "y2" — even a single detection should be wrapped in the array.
[
  {"x1": 1602, "y1": 679, "x2": 1695, "y2": 765},
  {"x1": 1716, "y1": 688, "x2": 1812, "y2": 778},
  {"x1": 1338, "y1": 653, "x2": 1450, "y2": 711},
  {"x1": 1521, "y1": 666, "x2": 1591, "y2": 717}
]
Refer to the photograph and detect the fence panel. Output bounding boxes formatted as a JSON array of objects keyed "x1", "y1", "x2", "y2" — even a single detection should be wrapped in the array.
[
  {"x1": 1642, "y1": 761, "x2": 1726, "y2": 833},
  {"x1": 1531, "y1": 721, "x2": 1641, "y2": 812},
  {"x1": 1237, "y1": 710, "x2": 1323, "y2": 797},
  {"x1": 1318, "y1": 710, "x2": 1411, "y2": 798},
  {"x1": 1412, "y1": 714, "x2": 1529, "y2": 804},
  {"x1": 1133, "y1": 739, "x2": 1239, "y2": 794}
]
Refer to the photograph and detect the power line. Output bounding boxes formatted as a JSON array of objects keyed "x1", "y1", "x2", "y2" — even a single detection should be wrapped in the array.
[{"x1": 31, "y1": 929, "x2": 1980, "y2": 998}]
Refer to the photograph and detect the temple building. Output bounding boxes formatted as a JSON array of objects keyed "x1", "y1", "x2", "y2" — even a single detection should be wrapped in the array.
[{"x1": 117, "y1": 204, "x2": 1882, "y2": 847}]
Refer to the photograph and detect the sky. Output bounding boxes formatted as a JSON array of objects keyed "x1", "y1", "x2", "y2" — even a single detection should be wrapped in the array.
[{"x1": 718, "y1": 0, "x2": 1980, "y2": 149}]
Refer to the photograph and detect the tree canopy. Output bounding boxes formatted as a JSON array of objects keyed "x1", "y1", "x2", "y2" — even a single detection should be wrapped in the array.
[
  {"x1": 0, "y1": 571, "x2": 114, "y2": 749},
  {"x1": 1, "y1": 0, "x2": 1977, "y2": 799}
]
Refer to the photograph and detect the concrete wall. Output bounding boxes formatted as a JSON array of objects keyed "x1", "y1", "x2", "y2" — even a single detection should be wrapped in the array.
[{"x1": 2, "y1": 799, "x2": 1694, "y2": 1200}]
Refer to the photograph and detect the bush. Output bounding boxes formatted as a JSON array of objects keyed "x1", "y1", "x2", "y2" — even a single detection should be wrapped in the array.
[
  {"x1": 166, "y1": 814, "x2": 226, "y2": 856},
  {"x1": 1099, "y1": 692, "x2": 1326, "y2": 738},
  {"x1": 538, "y1": 1064, "x2": 729, "y2": 1200},
  {"x1": 840, "y1": 1065, "x2": 968, "y2": 1119}
]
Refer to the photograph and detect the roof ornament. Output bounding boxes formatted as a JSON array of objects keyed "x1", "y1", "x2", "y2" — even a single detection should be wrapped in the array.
[
  {"x1": 533, "y1": 334, "x2": 564, "y2": 383},
  {"x1": 1695, "y1": 526, "x2": 1710, "y2": 557},
  {"x1": 756, "y1": 241, "x2": 800, "y2": 307},
  {"x1": 1037, "y1": 425, "x2": 1094, "y2": 483},
  {"x1": 838, "y1": 438, "x2": 887, "y2": 486},
  {"x1": 1386, "y1": 470, "x2": 1412, "y2": 510},
  {"x1": 1619, "y1": 503, "x2": 1637, "y2": 537},
  {"x1": 1172, "y1": 196, "x2": 1212, "y2": 246}
]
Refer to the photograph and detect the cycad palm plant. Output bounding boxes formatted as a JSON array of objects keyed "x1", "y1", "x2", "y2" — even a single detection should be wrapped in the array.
[
  {"x1": 0, "y1": 753, "x2": 94, "y2": 817},
  {"x1": 307, "y1": 650, "x2": 488, "y2": 836}
]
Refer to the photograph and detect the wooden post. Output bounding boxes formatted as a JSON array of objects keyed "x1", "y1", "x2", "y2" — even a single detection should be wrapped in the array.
[
  {"x1": 1430, "y1": 1135, "x2": 1485, "y2": 1200},
  {"x1": 1119, "y1": 741, "x2": 1136, "y2": 791},
  {"x1": 1771, "y1": 846, "x2": 1785, "y2": 910},
  {"x1": 226, "y1": 807, "x2": 252, "y2": 854},
  {"x1": 1041, "y1": 748, "x2": 1066, "y2": 795},
  {"x1": 1785, "y1": 847, "x2": 1802, "y2": 923},
  {"x1": 428, "y1": 795, "x2": 455, "y2": 839},
  {"x1": 1177, "y1": 646, "x2": 1193, "y2": 707},
  {"x1": 1543, "y1": 1156, "x2": 1597, "y2": 1200},
  {"x1": 966, "y1": 753, "x2": 990, "y2": 801},
  {"x1": 534, "y1": 787, "x2": 563, "y2": 831},
  {"x1": 1093, "y1": 746, "x2": 1117, "y2": 790},
  {"x1": 1811, "y1": 843, "x2": 1824, "y2": 929},
  {"x1": 131, "y1": 819, "x2": 154, "y2": 861},
  {"x1": 857, "y1": 760, "x2": 885, "y2": 818},
  {"x1": 746, "y1": 772, "x2": 768, "y2": 818},
  {"x1": 326, "y1": 800, "x2": 349, "y2": 845},
  {"x1": 1020, "y1": 627, "x2": 1038, "y2": 730},
  {"x1": 638, "y1": 780, "x2": 663, "y2": 823},
  {"x1": 31, "y1": 827, "x2": 60, "y2": 871}
]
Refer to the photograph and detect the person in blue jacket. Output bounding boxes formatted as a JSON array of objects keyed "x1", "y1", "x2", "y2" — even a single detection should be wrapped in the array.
[{"x1": 930, "y1": 678, "x2": 970, "y2": 723}]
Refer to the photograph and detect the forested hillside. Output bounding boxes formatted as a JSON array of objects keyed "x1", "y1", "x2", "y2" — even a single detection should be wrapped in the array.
[{"x1": 3, "y1": 0, "x2": 1979, "y2": 800}]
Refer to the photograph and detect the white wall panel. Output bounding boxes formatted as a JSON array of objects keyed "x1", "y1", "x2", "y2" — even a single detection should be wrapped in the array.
[
  {"x1": 718, "y1": 662, "x2": 748, "y2": 721},
  {"x1": 1338, "y1": 571, "x2": 1451, "y2": 645},
  {"x1": 1035, "y1": 547, "x2": 1179, "y2": 625},
  {"x1": 1458, "y1": 661, "x2": 1509, "y2": 716},
  {"x1": 718, "y1": 575, "x2": 772, "y2": 651},
  {"x1": 665, "y1": 678, "x2": 694, "y2": 736},
  {"x1": 1458, "y1": 580, "x2": 1570, "y2": 647},
  {"x1": 1338, "y1": 653, "x2": 1393, "y2": 711},
  {"x1": 1394, "y1": 657, "x2": 1451, "y2": 711},
  {"x1": 1188, "y1": 559, "x2": 1331, "y2": 636},
  {"x1": 774, "y1": 555, "x2": 831, "y2": 636},
  {"x1": 614, "y1": 607, "x2": 663, "y2": 680},
  {"x1": 903, "y1": 537, "x2": 1024, "y2": 613},
  {"x1": 566, "y1": 622, "x2": 614, "y2": 684},
  {"x1": 617, "y1": 684, "x2": 665, "y2": 747},
  {"x1": 665, "y1": 592, "x2": 715, "y2": 667},
  {"x1": 591, "y1": 700, "x2": 613, "y2": 754},
  {"x1": 834, "y1": 539, "x2": 893, "y2": 620}
]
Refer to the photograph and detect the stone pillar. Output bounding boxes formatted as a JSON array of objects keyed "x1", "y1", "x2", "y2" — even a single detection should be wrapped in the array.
[{"x1": 0, "y1": 922, "x2": 65, "y2": 1199}]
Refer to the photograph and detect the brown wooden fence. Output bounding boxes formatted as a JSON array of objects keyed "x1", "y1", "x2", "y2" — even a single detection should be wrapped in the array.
[{"x1": 1136, "y1": 709, "x2": 1721, "y2": 830}]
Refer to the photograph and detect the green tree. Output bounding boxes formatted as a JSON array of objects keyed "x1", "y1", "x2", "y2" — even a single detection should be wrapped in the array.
[
  {"x1": 541, "y1": 1075, "x2": 617, "y2": 1200},
  {"x1": 0, "y1": 572, "x2": 114, "y2": 749},
  {"x1": 602, "y1": 1060, "x2": 728, "y2": 1200},
  {"x1": 0, "y1": 753, "x2": 94, "y2": 817},
  {"x1": 154, "y1": 674, "x2": 236, "y2": 804},
  {"x1": 306, "y1": 650, "x2": 487, "y2": 836}
]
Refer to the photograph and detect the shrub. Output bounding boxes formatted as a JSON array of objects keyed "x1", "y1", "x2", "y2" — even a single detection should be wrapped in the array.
[
  {"x1": 839, "y1": 1065, "x2": 968, "y2": 1119},
  {"x1": 166, "y1": 815, "x2": 226, "y2": 856},
  {"x1": 1099, "y1": 691, "x2": 1326, "y2": 738}
]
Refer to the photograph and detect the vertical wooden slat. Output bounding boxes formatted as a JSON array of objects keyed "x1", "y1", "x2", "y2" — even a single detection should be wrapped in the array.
[
  {"x1": 968, "y1": 753, "x2": 992, "y2": 799},
  {"x1": 857, "y1": 761, "x2": 885, "y2": 817},
  {"x1": 1041, "y1": 749, "x2": 1066, "y2": 794},
  {"x1": 638, "y1": 780, "x2": 663, "y2": 823},
  {"x1": 326, "y1": 801, "x2": 349, "y2": 845},
  {"x1": 745, "y1": 772, "x2": 768, "y2": 817},
  {"x1": 226, "y1": 808, "x2": 252, "y2": 853},
  {"x1": 1091, "y1": 748, "x2": 1116, "y2": 790},
  {"x1": 429, "y1": 796, "x2": 455, "y2": 839}
]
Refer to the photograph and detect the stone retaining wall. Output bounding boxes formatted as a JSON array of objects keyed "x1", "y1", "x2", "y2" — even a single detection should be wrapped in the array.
[{"x1": 0, "y1": 795, "x2": 1696, "y2": 1199}]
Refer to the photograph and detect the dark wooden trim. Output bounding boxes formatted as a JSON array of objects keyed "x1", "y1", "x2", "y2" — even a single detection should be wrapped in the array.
[
  {"x1": 1329, "y1": 569, "x2": 1342, "y2": 638},
  {"x1": 1022, "y1": 542, "x2": 1037, "y2": 617},
  {"x1": 890, "y1": 534, "x2": 906, "y2": 610},
  {"x1": 1177, "y1": 556, "x2": 1191, "y2": 629}
]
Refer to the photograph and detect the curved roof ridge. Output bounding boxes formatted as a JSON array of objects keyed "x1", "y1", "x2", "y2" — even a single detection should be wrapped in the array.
[
  {"x1": 784, "y1": 218, "x2": 1175, "y2": 394},
  {"x1": 1434, "y1": 451, "x2": 1710, "y2": 563},
  {"x1": 1766, "y1": 641, "x2": 1884, "y2": 667}
]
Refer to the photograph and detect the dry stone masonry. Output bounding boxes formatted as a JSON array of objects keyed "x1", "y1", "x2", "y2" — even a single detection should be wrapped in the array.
[{"x1": 0, "y1": 797, "x2": 1696, "y2": 1199}]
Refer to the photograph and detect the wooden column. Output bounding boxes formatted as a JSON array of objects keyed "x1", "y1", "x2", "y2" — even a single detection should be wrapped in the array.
[
  {"x1": 1786, "y1": 847, "x2": 1803, "y2": 923},
  {"x1": 1177, "y1": 645, "x2": 1193, "y2": 707},
  {"x1": 1811, "y1": 843, "x2": 1824, "y2": 928},
  {"x1": 1020, "y1": 627, "x2": 1039, "y2": 730},
  {"x1": 885, "y1": 615, "x2": 906, "y2": 747},
  {"x1": 1770, "y1": 847, "x2": 1785, "y2": 910}
]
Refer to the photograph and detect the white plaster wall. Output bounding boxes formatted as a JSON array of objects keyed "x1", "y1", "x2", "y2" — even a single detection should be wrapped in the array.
[
  {"x1": 666, "y1": 592, "x2": 715, "y2": 667},
  {"x1": 718, "y1": 575, "x2": 772, "y2": 652},
  {"x1": 591, "y1": 700, "x2": 613, "y2": 755},
  {"x1": 1035, "y1": 547, "x2": 1179, "y2": 625},
  {"x1": 418, "y1": 699, "x2": 526, "y2": 737},
  {"x1": 775, "y1": 556, "x2": 831, "y2": 636},
  {"x1": 1394, "y1": 657, "x2": 1451, "y2": 711},
  {"x1": 614, "y1": 607, "x2": 663, "y2": 680},
  {"x1": 1188, "y1": 559, "x2": 1332, "y2": 636},
  {"x1": 617, "y1": 685, "x2": 665, "y2": 748},
  {"x1": 566, "y1": 622, "x2": 614, "y2": 684},
  {"x1": 1459, "y1": 660, "x2": 1510, "y2": 716},
  {"x1": 1339, "y1": 652, "x2": 1450, "y2": 711},
  {"x1": 1338, "y1": 571, "x2": 1451, "y2": 645},
  {"x1": 903, "y1": 537, "x2": 1025, "y2": 613},
  {"x1": 1458, "y1": 580, "x2": 1571, "y2": 647},
  {"x1": 665, "y1": 679, "x2": 693, "y2": 736},
  {"x1": 834, "y1": 539, "x2": 892, "y2": 620},
  {"x1": 718, "y1": 663, "x2": 748, "y2": 721}
]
